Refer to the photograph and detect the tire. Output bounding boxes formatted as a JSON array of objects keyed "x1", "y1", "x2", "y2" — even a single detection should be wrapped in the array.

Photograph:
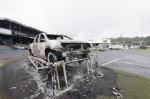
[{"x1": 47, "y1": 52, "x2": 57, "y2": 63}]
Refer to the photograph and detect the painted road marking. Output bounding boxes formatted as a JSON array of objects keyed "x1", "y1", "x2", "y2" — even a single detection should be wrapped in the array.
[
  {"x1": 0, "y1": 50, "x2": 24, "y2": 52},
  {"x1": 123, "y1": 58, "x2": 150, "y2": 63},
  {"x1": 101, "y1": 58, "x2": 122, "y2": 66},
  {"x1": 114, "y1": 61, "x2": 150, "y2": 68},
  {"x1": 101, "y1": 58, "x2": 150, "y2": 68}
]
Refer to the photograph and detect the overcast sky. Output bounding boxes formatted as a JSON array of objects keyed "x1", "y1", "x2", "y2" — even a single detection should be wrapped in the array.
[{"x1": 0, "y1": 0, "x2": 150, "y2": 40}]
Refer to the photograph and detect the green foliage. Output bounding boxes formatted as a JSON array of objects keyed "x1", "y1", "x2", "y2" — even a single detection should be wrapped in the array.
[
  {"x1": 115, "y1": 69, "x2": 150, "y2": 99},
  {"x1": 110, "y1": 36, "x2": 150, "y2": 46},
  {"x1": 139, "y1": 45, "x2": 147, "y2": 49},
  {"x1": 145, "y1": 36, "x2": 150, "y2": 45},
  {"x1": 96, "y1": 69, "x2": 150, "y2": 99}
]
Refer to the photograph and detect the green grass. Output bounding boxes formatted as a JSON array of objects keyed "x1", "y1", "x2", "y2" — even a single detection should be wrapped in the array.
[
  {"x1": 96, "y1": 69, "x2": 150, "y2": 99},
  {"x1": 0, "y1": 58, "x2": 22, "y2": 68},
  {"x1": 138, "y1": 48, "x2": 150, "y2": 51}
]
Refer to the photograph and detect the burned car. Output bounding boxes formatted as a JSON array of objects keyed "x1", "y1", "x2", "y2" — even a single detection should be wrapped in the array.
[{"x1": 29, "y1": 33, "x2": 90, "y2": 62}]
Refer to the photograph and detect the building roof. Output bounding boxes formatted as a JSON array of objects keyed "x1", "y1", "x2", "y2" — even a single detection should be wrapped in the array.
[
  {"x1": 88, "y1": 38, "x2": 111, "y2": 44},
  {"x1": 0, "y1": 17, "x2": 44, "y2": 35}
]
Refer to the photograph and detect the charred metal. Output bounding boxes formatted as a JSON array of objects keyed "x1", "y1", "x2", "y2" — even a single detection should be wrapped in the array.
[{"x1": 28, "y1": 33, "x2": 91, "y2": 62}]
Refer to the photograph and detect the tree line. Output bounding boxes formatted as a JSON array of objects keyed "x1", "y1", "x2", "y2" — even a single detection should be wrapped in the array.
[{"x1": 110, "y1": 36, "x2": 150, "y2": 46}]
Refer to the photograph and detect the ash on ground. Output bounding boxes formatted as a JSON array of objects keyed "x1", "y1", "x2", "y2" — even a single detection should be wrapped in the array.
[
  {"x1": 26, "y1": 60, "x2": 119, "y2": 99},
  {"x1": 58, "y1": 67, "x2": 119, "y2": 99}
]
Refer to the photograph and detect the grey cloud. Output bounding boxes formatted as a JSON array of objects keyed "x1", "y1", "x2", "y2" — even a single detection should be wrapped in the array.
[{"x1": 0, "y1": 0, "x2": 150, "y2": 39}]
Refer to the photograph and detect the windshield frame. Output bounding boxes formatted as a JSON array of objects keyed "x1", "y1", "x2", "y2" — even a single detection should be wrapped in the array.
[{"x1": 46, "y1": 34, "x2": 73, "y2": 40}]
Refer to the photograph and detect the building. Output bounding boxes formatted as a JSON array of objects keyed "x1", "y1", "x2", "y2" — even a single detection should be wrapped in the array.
[
  {"x1": 0, "y1": 18, "x2": 44, "y2": 48},
  {"x1": 88, "y1": 38, "x2": 111, "y2": 50}
]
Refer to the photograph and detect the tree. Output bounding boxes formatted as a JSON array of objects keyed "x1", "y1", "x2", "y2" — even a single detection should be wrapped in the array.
[{"x1": 110, "y1": 36, "x2": 150, "y2": 46}]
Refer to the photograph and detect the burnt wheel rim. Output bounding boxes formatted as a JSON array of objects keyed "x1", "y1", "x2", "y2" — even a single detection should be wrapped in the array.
[{"x1": 47, "y1": 52, "x2": 57, "y2": 63}]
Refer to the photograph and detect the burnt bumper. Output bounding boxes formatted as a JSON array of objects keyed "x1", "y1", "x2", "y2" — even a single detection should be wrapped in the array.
[{"x1": 62, "y1": 50, "x2": 90, "y2": 57}]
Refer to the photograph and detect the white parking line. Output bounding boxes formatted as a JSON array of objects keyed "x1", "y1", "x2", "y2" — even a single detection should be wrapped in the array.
[
  {"x1": 123, "y1": 58, "x2": 150, "y2": 63},
  {"x1": 101, "y1": 58, "x2": 150, "y2": 68},
  {"x1": 101, "y1": 58, "x2": 122, "y2": 66},
  {"x1": 114, "y1": 61, "x2": 150, "y2": 68}
]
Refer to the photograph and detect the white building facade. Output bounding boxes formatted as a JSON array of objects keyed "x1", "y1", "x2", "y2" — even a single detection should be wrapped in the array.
[{"x1": 88, "y1": 38, "x2": 111, "y2": 50}]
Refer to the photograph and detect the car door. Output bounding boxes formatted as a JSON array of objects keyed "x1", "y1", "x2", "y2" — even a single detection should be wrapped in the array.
[
  {"x1": 33, "y1": 35, "x2": 39, "y2": 56},
  {"x1": 37, "y1": 34, "x2": 46, "y2": 57}
]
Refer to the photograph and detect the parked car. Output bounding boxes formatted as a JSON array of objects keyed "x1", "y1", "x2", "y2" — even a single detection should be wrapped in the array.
[
  {"x1": 28, "y1": 33, "x2": 90, "y2": 62},
  {"x1": 130, "y1": 45, "x2": 140, "y2": 49},
  {"x1": 109, "y1": 45, "x2": 123, "y2": 50},
  {"x1": 14, "y1": 44, "x2": 28, "y2": 50},
  {"x1": 109, "y1": 45, "x2": 115, "y2": 50}
]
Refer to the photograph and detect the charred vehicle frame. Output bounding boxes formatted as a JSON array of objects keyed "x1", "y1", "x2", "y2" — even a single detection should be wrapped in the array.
[
  {"x1": 28, "y1": 33, "x2": 99, "y2": 96},
  {"x1": 28, "y1": 33, "x2": 90, "y2": 63}
]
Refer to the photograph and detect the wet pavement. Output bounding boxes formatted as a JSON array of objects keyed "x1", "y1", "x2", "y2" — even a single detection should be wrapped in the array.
[
  {"x1": 94, "y1": 50, "x2": 150, "y2": 78},
  {"x1": 0, "y1": 50, "x2": 28, "y2": 60}
]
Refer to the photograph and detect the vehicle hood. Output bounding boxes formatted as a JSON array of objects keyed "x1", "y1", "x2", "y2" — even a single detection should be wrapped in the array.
[
  {"x1": 46, "y1": 40, "x2": 90, "y2": 49},
  {"x1": 57, "y1": 40, "x2": 89, "y2": 44}
]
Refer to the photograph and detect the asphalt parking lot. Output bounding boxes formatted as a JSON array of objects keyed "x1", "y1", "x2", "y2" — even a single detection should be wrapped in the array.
[
  {"x1": 93, "y1": 50, "x2": 150, "y2": 78},
  {"x1": 0, "y1": 50, "x2": 28, "y2": 60}
]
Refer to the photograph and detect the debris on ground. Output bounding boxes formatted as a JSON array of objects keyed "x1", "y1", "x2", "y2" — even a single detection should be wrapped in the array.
[
  {"x1": 25, "y1": 57, "x2": 121, "y2": 99},
  {"x1": 112, "y1": 92, "x2": 123, "y2": 98},
  {"x1": 9, "y1": 87, "x2": 17, "y2": 90},
  {"x1": 111, "y1": 87, "x2": 123, "y2": 98}
]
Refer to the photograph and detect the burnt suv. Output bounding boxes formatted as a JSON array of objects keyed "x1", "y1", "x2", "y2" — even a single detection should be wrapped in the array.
[{"x1": 29, "y1": 33, "x2": 90, "y2": 62}]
